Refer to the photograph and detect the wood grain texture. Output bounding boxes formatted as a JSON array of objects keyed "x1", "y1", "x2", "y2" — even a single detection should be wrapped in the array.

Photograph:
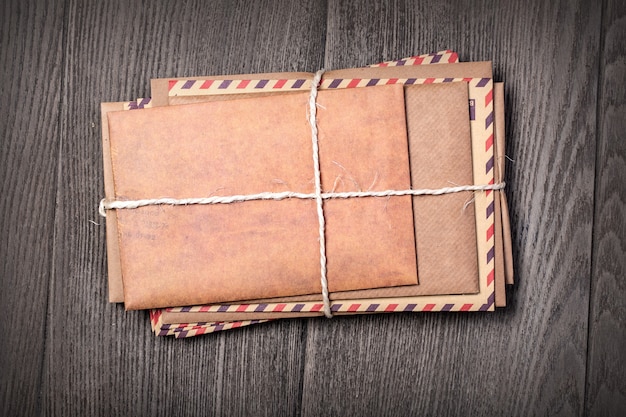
[
  {"x1": 2, "y1": 0, "x2": 625, "y2": 415},
  {"x1": 0, "y1": 1, "x2": 65, "y2": 416},
  {"x1": 43, "y1": 1, "x2": 326, "y2": 416},
  {"x1": 302, "y1": 0, "x2": 601, "y2": 416},
  {"x1": 586, "y1": 0, "x2": 626, "y2": 414}
]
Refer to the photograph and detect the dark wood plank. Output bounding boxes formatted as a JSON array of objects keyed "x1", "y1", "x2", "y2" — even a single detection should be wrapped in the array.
[
  {"x1": 302, "y1": 0, "x2": 601, "y2": 415},
  {"x1": 586, "y1": 0, "x2": 626, "y2": 414},
  {"x1": 44, "y1": 1, "x2": 326, "y2": 415},
  {"x1": 0, "y1": 0, "x2": 65, "y2": 415},
  {"x1": 7, "y1": 0, "x2": 623, "y2": 415}
]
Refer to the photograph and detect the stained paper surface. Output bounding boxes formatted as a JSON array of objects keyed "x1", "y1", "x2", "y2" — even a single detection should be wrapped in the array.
[{"x1": 108, "y1": 85, "x2": 418, "y2": 310}]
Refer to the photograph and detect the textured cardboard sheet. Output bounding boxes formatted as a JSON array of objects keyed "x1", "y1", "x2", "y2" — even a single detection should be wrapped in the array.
[{"x1": 400, "y1": 82, "x2": 478, "y2": 294}]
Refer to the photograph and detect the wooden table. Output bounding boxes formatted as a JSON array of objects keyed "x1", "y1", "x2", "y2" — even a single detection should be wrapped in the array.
[{"x1": 1, "y1": 0, "x2": 624, "y2": 415}]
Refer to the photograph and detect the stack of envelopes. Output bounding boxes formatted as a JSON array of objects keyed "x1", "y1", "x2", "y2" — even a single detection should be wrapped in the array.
[{"x1": 100, "y1": 51, "x2": 514, "y2": 338}]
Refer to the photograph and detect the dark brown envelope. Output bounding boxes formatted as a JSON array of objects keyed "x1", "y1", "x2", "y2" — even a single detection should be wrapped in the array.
[{"x1": 107, "y1": 85, "x2": 418, "y2": 310}]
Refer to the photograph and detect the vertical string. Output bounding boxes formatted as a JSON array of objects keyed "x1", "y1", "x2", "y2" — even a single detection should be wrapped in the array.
[{"x1": 308, "y1": 69, "x2": 332, "y2": 318}]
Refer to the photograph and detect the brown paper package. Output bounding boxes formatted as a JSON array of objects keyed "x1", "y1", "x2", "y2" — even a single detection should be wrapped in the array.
[{"x1": 103, "y1": 61, "x2": 513, "y2": 313}]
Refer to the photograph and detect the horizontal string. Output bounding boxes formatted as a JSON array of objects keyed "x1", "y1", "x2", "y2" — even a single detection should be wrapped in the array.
[{"x1": 99, "y1": 182, "x2": 505, "y2": 217}]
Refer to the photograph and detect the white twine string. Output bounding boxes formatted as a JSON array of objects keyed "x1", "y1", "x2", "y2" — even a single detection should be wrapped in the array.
[
  {"x1": 308, "y1": 69, "x2": 332, "y2": 318},
  {"x1": 99, "y1": 71, "x2": 507, "y2": 318},
  {"x1": 99, "y1": 183, "x2": 507, "y2": 217}
]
